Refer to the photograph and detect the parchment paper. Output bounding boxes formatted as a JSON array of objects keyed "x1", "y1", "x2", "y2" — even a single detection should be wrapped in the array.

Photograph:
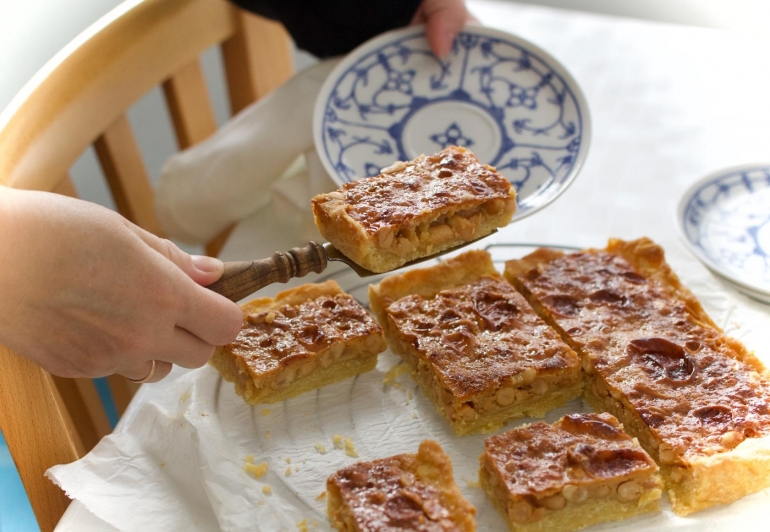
[{"x1": 47, "y1": 240, "x2": 770, "y2": 531}]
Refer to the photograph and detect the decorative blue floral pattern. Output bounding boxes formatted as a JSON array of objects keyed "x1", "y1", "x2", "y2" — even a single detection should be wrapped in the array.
[
  {"x1": 680, "y1": 166, "x2": 770, "y2": 296},
  {"x1": 430, "y1": 122, "x2": 474, "y2": 149},
  {"x1": 383, "y1": 68, "x2": 416, "y2": 94},
  {"x1": 315, "y1": 26, "x2": 590, "y2": 221}
]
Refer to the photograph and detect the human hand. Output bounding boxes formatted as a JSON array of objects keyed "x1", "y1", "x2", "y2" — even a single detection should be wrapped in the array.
[
  {"x1": 411, "y1": 0, "x2": 479, "y2": 58},
  {"x1": 0, "y1": 188, "x2": 243, "y2": 383}
]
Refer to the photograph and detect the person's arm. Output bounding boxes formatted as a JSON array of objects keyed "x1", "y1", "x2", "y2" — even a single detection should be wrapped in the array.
[
  {"x1": 0, "y1": 187, "x2": 243, "y2": 383},
  {"x1": 230, "y1": 0, "x2": 473, "y2": 58}
]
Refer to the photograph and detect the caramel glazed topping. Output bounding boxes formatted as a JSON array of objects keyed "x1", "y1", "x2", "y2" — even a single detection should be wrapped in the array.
[
  {"x1": 335, "y1": 146, "x2": 512, "y2": 234},
  {"x1": 230, "y1": 294, "x2": 381, "y2": 374},
  {"x1": 485, "y1": 413, "x2": 656, "y2": 497},
  {"x1": 331, "y1": 456, "x2": 458, "y2": 531},
  {"x1": 520, "y1": 251, "x2": 770, "y2": 460},
  {"x1": 387, "y1": 276, "x2": 578, "y2": 398}
]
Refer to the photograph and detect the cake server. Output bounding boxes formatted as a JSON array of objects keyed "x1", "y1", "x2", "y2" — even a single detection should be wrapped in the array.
[{"x1": 207, "y1": 231, "x2": 497, "y2": 302}]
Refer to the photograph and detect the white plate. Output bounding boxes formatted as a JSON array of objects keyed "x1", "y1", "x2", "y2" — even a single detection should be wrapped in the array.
[
  {"x1": 713, "y1": 270, "x2": 770, "y2": 305},
  {"x1": 313, "y1": 25, "x2": 591, "y2": 222},
  {"x1": 678, "y1": 164, "x2": 770, "y2": 300}
]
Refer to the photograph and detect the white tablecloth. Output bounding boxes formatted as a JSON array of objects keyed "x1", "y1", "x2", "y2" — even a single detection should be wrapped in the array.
[{"x1": 55, "y1": 1, "x2": 770, "y2": 529}]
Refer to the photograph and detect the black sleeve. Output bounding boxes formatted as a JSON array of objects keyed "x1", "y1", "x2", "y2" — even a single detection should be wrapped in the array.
[{"x1": 229, "y1": 0, "x2": 422, "y2": 58}]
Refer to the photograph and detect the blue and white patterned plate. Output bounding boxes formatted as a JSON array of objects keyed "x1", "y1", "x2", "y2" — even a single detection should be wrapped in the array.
[
  {"x1": 678, "y1": 164, "x2": 770, "y2": 301},
  {"x1": 313, "y1": 25, "x2": 591, "y2": 222}
]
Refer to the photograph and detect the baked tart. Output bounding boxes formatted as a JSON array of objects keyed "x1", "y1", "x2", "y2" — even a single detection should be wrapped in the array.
[
  {"x1": 327, "y1": 440, "x2": 476, "y2": 531},
  {"x1": 369, "y1": 250, "x2": 582, "y2": 435},
  {"x1": 211, "y1": 280, "x2": 386, "y2": 404},
  {"x1": 504, "y1": 237, "x2": 770, "y2": 515},
  {"x1": 480, "y1": 413, "x2": 661, "y2": 532},
  {"x1": 311, "y1": 146, "x2": 516, "y2": 273}
]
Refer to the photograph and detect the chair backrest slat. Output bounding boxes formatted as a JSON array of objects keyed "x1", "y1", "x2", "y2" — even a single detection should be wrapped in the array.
[
  {"x1": 0, "y1": 0, "x2": 237, "y2": 192},
  {"x1": 205, "y1": 224, "x2": 235, "y2": 257},
  {"x1": 163, "y1": 58, "x2": 218, "y2": 149},
  {"x1": 221, "y1": 11, "x2": 294, "y2": 115},
  {"x1": 203, "y1": 12, "x2": 294, "y2": 258},
  {"x1": 106, "y1": 374, "x2": 139, "y2": 415},
  {"x1": 50, "y1": 377, "x2": 112, "y2": 452},
  {"x1": 94, "y1": 114, "x2": 165, "y2": 237},
  {"x1": 0, "y1": 347, "x2": 81, "y2": 532},
  {"x1": 52, "y1": 174, "x2": 79, "y2": 198}
]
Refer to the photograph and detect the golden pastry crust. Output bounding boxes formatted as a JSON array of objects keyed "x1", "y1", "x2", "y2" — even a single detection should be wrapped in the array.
[
  {"x1": 504, "y1": 237, "x2": 770, "y2": 515},
  {"x1": 210, "y1": 280, "x2": 386, "y2": 404},
  {"x1": 312, "y1": 146, "x2": 516, "y2": 273},
  {"x1": 327, "y1": 440, "x2": 476, "y2": 531},
  {"x1": 479, "y1": 413, "x2": 661, "y2": 532},
  {"x1": 369, "y1": 250, "x2": 582, "y2": 435}
]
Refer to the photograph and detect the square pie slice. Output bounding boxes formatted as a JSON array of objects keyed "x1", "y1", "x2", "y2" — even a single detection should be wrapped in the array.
[
  {"x1": 504, "y1": 237, "x2": 770, "y2": 515},
  {"x1": 210, "y1": 280, "x2": 386, "y2": 404},
  {"x1": 369, "y1": 250, "x2": 582, "y2": 435},
  {"x1": 327, "y1": 440, "x2": 476, "y2": 531},
  {"x1": 311, "y1": 146, "x2": 516, "y2": 273},
  {"x1": 480, "y1": 413, "x2": 661, "y2": 532}
]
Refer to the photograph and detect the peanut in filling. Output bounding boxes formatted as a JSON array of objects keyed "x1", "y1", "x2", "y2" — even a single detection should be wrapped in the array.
[
  {"x1": 496, "y1": 476, "x2": 658, "y2": 525},
  {"x1": 441, "y1": 377, "x2": 557, "y2": 421},
  {"x1": 377, "y1": 199, "x2": 514, "y2": 253},
  {"x1": 263, "y1": 333, "x2": 383, "y2": 391}
]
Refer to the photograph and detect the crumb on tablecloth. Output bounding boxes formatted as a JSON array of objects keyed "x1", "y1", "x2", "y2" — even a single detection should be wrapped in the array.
[
  {"x1": 265, "y1": 431, "x2": 271, "y2": 439},
  {"x1": 285, "y1": 466, "x2": 292, "y2": 476},
  {"x1": 344, "y1": 436, "x2": 358, "y2": 458},
  {"x1": 315, "y1": 491, "x2": 327, "y2": 501},
  {"x1": 383, "y1": 363, "x2": 410, "y2": 389},
  {"x1": 332, "y1": 434, "x2": 343, "y2": 449},
  {"x1": 296, "y1": 518, "x2": 319, "y2": 531},
  {"x1": 262, "y1": 485, "x2": 272, "y2": 495},
  {"x1": 285, "y1": 457, "x2": 291, "y2": 464},
  {"x1": 314, "y1": 443, "x2": 327, "y2": 454},
  {"x1": 261, "y1": 408, "x2": 271, "y2": 416},
  {"x1": 244, "y1": 457, "x2": 268, "y2": 479}
]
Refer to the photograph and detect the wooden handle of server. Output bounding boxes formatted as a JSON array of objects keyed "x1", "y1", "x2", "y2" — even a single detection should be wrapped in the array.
[{"x1": 207, "y1": 242, "x2": 328, "y2": 302}]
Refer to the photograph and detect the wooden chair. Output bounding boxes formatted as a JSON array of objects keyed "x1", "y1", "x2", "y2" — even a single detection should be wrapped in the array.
[{"x1": 0, "y1": 0, "x2": 293, "y2": 529}]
